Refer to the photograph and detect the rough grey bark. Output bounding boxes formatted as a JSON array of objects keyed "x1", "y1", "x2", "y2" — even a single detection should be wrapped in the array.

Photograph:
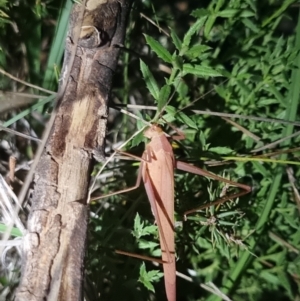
[{"x1": 15, "y1": 1, "x2": 131, "y2": 300}]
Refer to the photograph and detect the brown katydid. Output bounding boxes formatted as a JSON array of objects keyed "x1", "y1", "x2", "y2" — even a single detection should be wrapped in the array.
[{"x1": 91, "y1": 122, "x2": 251, "y2": 301}]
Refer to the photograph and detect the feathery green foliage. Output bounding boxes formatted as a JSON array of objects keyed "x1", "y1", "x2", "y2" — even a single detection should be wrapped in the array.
[{"x1": 0, "y1": 0, "x2": 299, "y2": 300}]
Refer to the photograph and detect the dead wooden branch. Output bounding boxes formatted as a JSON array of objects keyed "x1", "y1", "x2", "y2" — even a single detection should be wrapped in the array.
[{"x1": 16, "y1": 1, "x2": 131, "y2": 300}]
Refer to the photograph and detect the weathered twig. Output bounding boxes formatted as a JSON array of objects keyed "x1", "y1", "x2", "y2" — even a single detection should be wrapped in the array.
[{"x1": 16, "y1": 1, "x2": 131, "y2": 300}]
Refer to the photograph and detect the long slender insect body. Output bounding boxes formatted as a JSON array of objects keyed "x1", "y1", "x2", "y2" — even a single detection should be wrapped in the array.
[
  {"x1": 142, "y1": 125, "x2": 176, "y2": 301},
  {"x1": 141, "y1": 124, "x2": 251, "y2": 301}
]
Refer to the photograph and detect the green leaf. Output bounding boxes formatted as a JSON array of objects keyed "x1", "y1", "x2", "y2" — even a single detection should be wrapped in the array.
[
  {"x1": 132, "y1": 213, "x2": 144, "y2": 239},
  {"x1": 133, "y1": 214, "x2": 158, "y2": 239},
  {"x1": 214, "y1": 84, "x2": 227, "y2": 98},
  {"x1": 182, "y1": 63, "x2": 223, "y2": 77},
  {"x1": 140, "y1": 59, "x2": 160, "y2": 100},
  {"x1": 170, "y1": 29, "x2": 182, "y2": 51},
  {"x1": 209, "y1": 146, "x2": 234, "y2": 155},
  {"x1": 147, "y1": 269, "x2": 164, "y2": 282},
  {"x1": 240, "y1": 10, "x2": 256, "y2": 18},
  {"x1": 164, "y1": 105, "x2": 177, "y2": 118},
  {"x1": 144, "y1": 34, "x2": 172, "y2": 63},
  {"x1": 199, "y1": 131, "x2": 207, "y2": 149},
  {"x1": 278, "y1": 271, "x2": 293, "y2": 298},
  {"x1": 242, "y1": 18, "x2": 260, "y2": 33},
  {"x1": 138, "y1": 263, "x2": 163, "y2": 292},
  {"x1": 204, "y1": 15, "x2": 216, "y2": 37},
  {"x1": 175, "y1": 79, "x2": 188, "y2": 98},
  {"x1": 138, "y1": 239, "x2": 159, "y2": 249},
  {"x1": 157, "y1": 85, "x2": 171, "y2": 113},
  {"x1": 172, "y1": 54, "x2": 183, "y2": 71},
  {"x1": 184, "y1": 45, "x2": 211, "y2": 59},
  {"x1": 182, "y1": 16, "x2": 207, "y2": 49},
  {"x1": 176, "y1": 112, "x2": 198, "y2": 129},
  {"x1": 139, "y1": 263, "x2": 155, "y2": 292},
  {"x1": 191, "y1": 8, "x2": 210, "y2": 18},
  {"x1": 141, "y1": 225, "x2": 158, "y2": 237},
  {"x1": 260, "y1": 271, "x2": 280, "y2": 285},
  {"x1": 130, "y1": 129, "x2": 147, "y2": 148},
  {"x1": 217, "y1": 9, "x2": 238, "y2": 18}
]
